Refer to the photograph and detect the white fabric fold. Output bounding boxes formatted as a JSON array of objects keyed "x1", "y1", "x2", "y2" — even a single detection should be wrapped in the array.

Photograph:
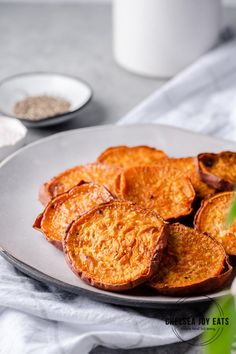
[
  {"x1": 0, "y1": 257, "x2": 200, "y2": 354},
  {"x1": 119, "y1": 40, "x2": 236, "y2": 141}
]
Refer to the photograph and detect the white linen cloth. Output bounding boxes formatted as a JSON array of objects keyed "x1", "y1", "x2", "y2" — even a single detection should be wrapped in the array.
[
  {"x1": 120, "y1": 39, "x2": 236, "y2": 141},
  {"x1": 1, "y1": 38, "x2": 236, "y2": 354},
  {"x1": 0, "y1": 256, "x2": 201, "y2": 354}
]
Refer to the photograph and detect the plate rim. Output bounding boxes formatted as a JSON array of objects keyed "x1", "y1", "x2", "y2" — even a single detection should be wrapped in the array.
[
  {"x1": 0, "y1": 122, "x2": 235, "y2": 168},
  {"x1": 0, "y1": 123, "x2": 234, "y2": 307},
  {"x1": 0, "y1": 71, "x2": 93, "y2": 127},
  {"x1": 1, "y1": 248, "x2": 230, "y2": 308}
]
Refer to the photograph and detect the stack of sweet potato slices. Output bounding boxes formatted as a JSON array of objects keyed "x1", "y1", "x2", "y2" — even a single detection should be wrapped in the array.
[
  {"x1": 34, "y1": 181, "x2": 114, "y2": 250},
  {"x1": 33, "y1": 146, "x2": 236, "y2": 295},
  {"x1": 39, "y1": 163, "x2": 121, "y2": 205}
]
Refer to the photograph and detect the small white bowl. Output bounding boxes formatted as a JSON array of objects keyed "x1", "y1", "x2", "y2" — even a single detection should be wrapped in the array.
[
  {"x1": 0, "y1": 72, "x2": 92, "y2": 128},
  {"x1": 0, "y1": 116, "x2": 27, "y2": 161}
]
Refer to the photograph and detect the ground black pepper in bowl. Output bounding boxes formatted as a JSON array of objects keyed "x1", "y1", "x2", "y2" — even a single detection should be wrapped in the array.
[{"x1": 14, "y1": 95, "x2": 71, "y2": 121}]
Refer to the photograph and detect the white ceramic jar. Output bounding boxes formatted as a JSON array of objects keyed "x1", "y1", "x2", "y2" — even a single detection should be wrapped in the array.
[{"x1": 113, "y1": 0, "x2": 222, "y2": 78}]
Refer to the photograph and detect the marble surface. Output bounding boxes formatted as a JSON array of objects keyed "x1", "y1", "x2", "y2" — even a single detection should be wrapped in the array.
[{"x1": 0, "y1": 3, "x2": 236, "y2": 354}]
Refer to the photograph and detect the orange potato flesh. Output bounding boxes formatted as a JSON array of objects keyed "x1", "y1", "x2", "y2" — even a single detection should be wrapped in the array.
[
  {"x1": 64, "y1": 201, "x2": 168, "y2": 291},
  {"x1": 39, "y1": 163, "x2": 121, "y2": 205},
  {"x1": 34, "y1": 182, "x2": 114, "y2": 250},
  {"x1": 97, "y1": 145, "x2": 167, "y2": 168},
  {"x1": 116, "y1": 165, "x2": 195, "y2": 220},
  {"x1": 194, "y1": 191, "x2": 236, "y2": 255},
  {"x1": 33, "y1": 145, "x2": 234, "y2": 297},
  {"x1": 150, "y1": 223, "x2": 230, "y2": 295},
  {"x1": 165, "y1": 157, "x2": 215, "y2": 198}
]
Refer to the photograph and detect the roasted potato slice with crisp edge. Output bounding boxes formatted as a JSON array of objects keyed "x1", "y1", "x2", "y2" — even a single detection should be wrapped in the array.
[
  {"x1": 149, "y1": 223, "x2": 232, "y2": 296},
  {"x1": 194, "y1": 191, "x2": 236, "y2": 255},
  {"x1": 39, "y1": 163, "x2": 121, "y2": 205},
  {"x1": 33, "y1": 181, "x2": 114, "y2": 250},
  {"x1": 196, "y1": 151, "x2": 236, "y2": 190},
  {"x1": 160, "y1": 157, "x2": 215, "y2": 199},
  {"x1": 63, "y1": 200, "x2": 168, "y2": 291},
  {"x1": 116, "y1": 165, "x2": 195, "y2": 221},
  {"x1": 97, "y1": 145, "x2": 167, "y2": 168}
]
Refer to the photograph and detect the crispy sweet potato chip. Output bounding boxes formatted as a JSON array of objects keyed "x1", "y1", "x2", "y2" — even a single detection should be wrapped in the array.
[
  {"x1": 64, "y1": 201, "x2": 168, "y2": 291},
  {"x1": 196, "y1": 151, "x2": 236, "y2": 190},
  {"x1": 34, "y1": 182, "x2": 114, "y2": 250},
  {"x1": 39, "y1": 163, "x2": 121, "y2": 205},
  {"x1": 149, "y1": 223, "x2": 232, "y2": 296},
  {"x1": 116, "y1": 165, "x2": 195, "y2": 220},
  {"x1": 97, "y1": 145, "x2": 167, "y2": 168},
  {"x1": 194, "y1": 191, "x2": 236, "y2": 255}
]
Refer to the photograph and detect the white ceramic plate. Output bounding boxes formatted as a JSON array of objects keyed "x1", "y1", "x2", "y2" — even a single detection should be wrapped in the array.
[
  {"x1": 0, "y1": 124, "x2": 235, "y2": 308},
  {"x1": 0, "y1": 72, "x2": 92, "y2": 127}
]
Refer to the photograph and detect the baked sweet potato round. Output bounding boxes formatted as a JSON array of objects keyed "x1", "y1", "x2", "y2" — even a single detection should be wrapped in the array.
[
  {"x1": 163, "y1": 157, "x2": 215, "y2": 199},
  {"x1": 194, "y1": 191, "x2": 236, "y2": 255},
  {"x1": 64, "y1": 200, "x2": 168, "y2": 291},
  {"x1": 33, "y1": 182, "x2": 114, "y2": 250},
  {"x1": 97, "y1": 145, "x2": 167, "y2": 168},
  {"x1": 149, "y1": 223, "x2": 232, "y2": 296},
  {"x1": 116, "y1": 165, "x2": 195, "y2": 221},
  {"x1": 196, "y1": 151, "x2": 236, "y2": 190},
  {"x1": 39, "y1": 163, "x2": 121, "y2": 205}
]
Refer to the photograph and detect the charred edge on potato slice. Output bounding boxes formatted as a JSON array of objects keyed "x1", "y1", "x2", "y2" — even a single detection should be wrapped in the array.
[{"x1": 196, "y1": 152, "x2": 236, "y2": 191}]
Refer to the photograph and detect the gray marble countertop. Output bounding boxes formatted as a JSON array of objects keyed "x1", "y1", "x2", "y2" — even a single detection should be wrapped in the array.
[{"x1": 0, "y1": 3, "x2": 235, "y2": 354}]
